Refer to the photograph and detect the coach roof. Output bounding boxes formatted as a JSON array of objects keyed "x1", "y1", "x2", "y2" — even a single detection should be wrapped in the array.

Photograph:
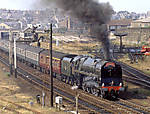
[
  {"x1": 41, "y1": 49, "x2": 69, "y2": 59},
  {"x1": 26, "y1": 45, "x2": 44, "y2": 53}
]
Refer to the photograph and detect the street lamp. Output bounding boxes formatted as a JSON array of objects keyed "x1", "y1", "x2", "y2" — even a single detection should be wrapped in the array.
[{"x1": 71, "y1": 86, "x2": 79, "y2": 114}]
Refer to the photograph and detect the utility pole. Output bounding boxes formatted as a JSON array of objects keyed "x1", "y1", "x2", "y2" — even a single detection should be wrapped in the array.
[
  {"x1": 43, "y1": 24, "x2": 53, "y2": 107},
  {"x1": 14, "y1": 37, "x2": 17, "y2": 78},
  {"x1": 49, "y1": 23, "x2": 53, "y2": 107},
  {"x1": 71, "y1": 86, "x2": 79, "y2": 114},
  {"x1": 76, "y1": 93, "x2": 79, "y2": 114},
  {"x1": 9, "y1": 30, "x2": 13, "y2": 75}
]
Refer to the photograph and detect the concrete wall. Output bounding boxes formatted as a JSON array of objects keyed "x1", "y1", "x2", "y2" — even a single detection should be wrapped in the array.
[{"x1": 116, "y1": 27, "x2": 150, "y2": 44}]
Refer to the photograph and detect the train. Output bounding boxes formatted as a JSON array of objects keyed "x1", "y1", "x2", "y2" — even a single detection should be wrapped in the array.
[{"x1": 0, "y1": 39, "x2": 124, "y2": 99}]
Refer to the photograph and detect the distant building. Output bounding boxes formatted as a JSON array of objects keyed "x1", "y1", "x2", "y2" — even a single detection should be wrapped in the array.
[
  {"x1": 0, "y1": 23, "x2": 11, "y2": 29},
  {"x1": 58, "y1": 17, "x2": 68, "y2": 29},
  {"x1": 131, "y1": 17, "x2": 150, "y2": 28},
  {"x1": 147, "y1": 11, "x2": 150, "y2": 17},
  {"x1": 108, "y1": 19, "x2": 132, "y2": 32}
]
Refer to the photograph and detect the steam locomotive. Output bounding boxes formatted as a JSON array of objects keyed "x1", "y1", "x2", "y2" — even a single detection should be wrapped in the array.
[
  {"x1": 61, "y1": 55, "x2": 124, "y2": 98},
  {"x1": 0, "y1": 40, "x2": 124, "y2": 99}
]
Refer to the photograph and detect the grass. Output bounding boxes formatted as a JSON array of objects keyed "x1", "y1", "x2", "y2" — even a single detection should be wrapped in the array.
[
  {"x1": 118, "y1": 54, "x2": 150, "y2": 75},
  {"x1": 138, "y1": 89, "x2": 150, "y2": 96},
  {"x1": 53, "y1": 40, "x2": 101, "y2": 55},
  {"x1": 5, "y1": 72, "x2": 10, "y2": 77}
]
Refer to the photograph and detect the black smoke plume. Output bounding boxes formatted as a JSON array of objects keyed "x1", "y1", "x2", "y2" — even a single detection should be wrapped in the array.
[{"x1": 37, "y1": 0, "x2": 113, "y2": 60}]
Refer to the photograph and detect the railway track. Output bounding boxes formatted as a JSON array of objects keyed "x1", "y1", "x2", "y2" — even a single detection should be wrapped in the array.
[
  {"x1": 80, "y1": 88, "x2": 150, "y2": 114},
  {"x1": 17, "y1": 61, "x2": 114, "y2": 113},
  {"x1": 0, "y1": 97, "x2": 41, "y2": 114},
  {"x1": 123, "y1": 75, "x2": 150, "y2": 89},
  {"x1": 0, "y1": 55, "x2": 110, "y2": 113},
  {"x1": 0, "y1": 104, "x2": 20, "y2": 114},
  {"x1": 112, "y1": 51, "x2": 150, "y2": 89},
  {"x1": 117, "y1": 98, "x2": 150, "y2": 114},
  {"x1": 12, "y1": 68, "x2": 150, "y2": 114},
  {"x1": 17, "y1": 57, "x2": 150, "y2": 114},
  {"x1": 117, "y1": 61, "x2": 150, "y2": 89},
  {"x1": 121, "y1": 62, "x2": 150, "y2": 80},
  {"x1": 1, "y1": 51, "x2": 150, "y2": 113}
]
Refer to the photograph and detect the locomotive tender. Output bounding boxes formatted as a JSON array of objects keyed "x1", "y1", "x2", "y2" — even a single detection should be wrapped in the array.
[{"x1": 0, "y1": 40, "x2": 124, "y2": 98}]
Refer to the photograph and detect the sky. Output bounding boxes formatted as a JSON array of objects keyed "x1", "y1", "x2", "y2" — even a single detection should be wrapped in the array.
[
  {"x1": 0, "y1": 0, "x2": 36, "y2": 10},
  {"x1": 100, "y1": 0, "x2": 150, "y2": 13},
  {"x1": 0, "y1": 0, "x2": 149, "y2": 13}
]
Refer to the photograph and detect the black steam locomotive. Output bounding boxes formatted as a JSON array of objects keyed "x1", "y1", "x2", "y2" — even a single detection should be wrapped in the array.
[{"x1": 61, "y1": 55, "x2": 124, "y2": 98}]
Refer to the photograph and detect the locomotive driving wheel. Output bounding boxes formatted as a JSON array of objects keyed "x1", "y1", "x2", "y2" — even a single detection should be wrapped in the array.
[
  {"x1": 110, "y1": 90, "x2": 116, "y2": 99},
  {"x1": 82, "y1": 84, "x2": 90, "y2": 93},
  {"x1": 86, "y1": 87, "x2": 91, "y2": 93},
  {"x1": 74, "y1": 78, "x2": 81, "y2": 87},
  {"x1": 91, "y1": 87, "x2": 99, "y2": 96},
  {"x1": 100, "y1": 89, "x2": 105, "y2": 98},
  {"x1": 82, "y1": 84, "x2": 87, "y2": 92},
  {"x1": 82, "y1": 84, "x2": 91, "y2": 93}
]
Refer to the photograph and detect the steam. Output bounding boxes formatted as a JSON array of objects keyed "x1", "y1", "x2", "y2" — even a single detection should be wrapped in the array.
[{"x1": 37, "y1": 0, "x2": 113, "y2": 60}]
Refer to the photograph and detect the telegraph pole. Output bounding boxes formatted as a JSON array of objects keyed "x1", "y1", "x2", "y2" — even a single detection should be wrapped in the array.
[
  {"x1": 9, "y1": 30, "x2": 13, "y2": 75},
  {"x1": 49, "y1": 24, "x2": 53, "y2": 107}
]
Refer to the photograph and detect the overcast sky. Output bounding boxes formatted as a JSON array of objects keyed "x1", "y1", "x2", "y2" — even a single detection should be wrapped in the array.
[{"x1": 0, "y1": 0, "x2": 149, "y2": 13}]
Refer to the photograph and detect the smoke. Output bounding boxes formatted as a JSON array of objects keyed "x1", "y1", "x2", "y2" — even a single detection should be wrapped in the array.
[{"x1": 37, "y1": 0, "x2": 113, "y2": 60}]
